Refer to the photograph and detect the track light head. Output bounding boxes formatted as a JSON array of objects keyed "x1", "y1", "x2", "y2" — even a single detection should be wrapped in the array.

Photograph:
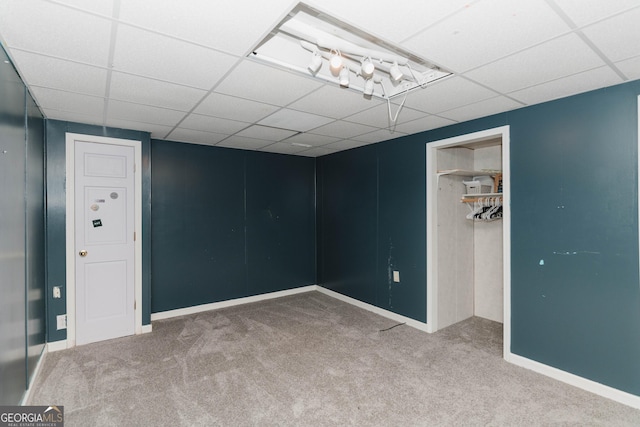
[
  {"x1": 339, "y1": 67, "x2": 350, "y2": 88},
  {"x1": 363, "y1": 78, "x2": 374, "y2": 97},
  {"x1": 308, "y1": 52, "x2": 322, "y2": 75},
  {"x1": 389, "y1": 61, "x2": 403, "y2": 83},
  {"x1": 329, "y1": 52, "x2": 343, "y2": 76},
  {"x1": 360, "y1": 57, "x2": 375, "y2": 79}
]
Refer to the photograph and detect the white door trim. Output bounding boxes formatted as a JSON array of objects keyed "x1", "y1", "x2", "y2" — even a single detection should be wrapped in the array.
[
  {"x1": 65, "y1": 133, "x2": 142, "y2": 347},
  {"x1": 425, "y1": 125, "x2": 511, "y2": 358}
]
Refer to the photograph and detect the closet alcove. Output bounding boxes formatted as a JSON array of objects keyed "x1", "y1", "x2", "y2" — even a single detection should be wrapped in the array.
[{"x1": 432, "y1": 136, "x2": 504, "y2": 331}]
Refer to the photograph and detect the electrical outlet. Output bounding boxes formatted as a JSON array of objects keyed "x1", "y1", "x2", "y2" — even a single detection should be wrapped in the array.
[
  {"x1": 56, "y1": 314, "x2": 67, "y2": 330},
  {"x1": 393, "y1": 270, "x2": 400, "y2": 283},
  {"x1": 53, "y1": 286, "x2": 61, "y2": 298}
]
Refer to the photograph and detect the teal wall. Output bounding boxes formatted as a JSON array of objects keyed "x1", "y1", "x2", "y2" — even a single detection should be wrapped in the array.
[
  {"x1": 0, "y1": 46, "x2": 45, "y2": 405},
  {"x1": 317, "y1": 80, "x2": 640, "y2": 396},
  {"x1": 317, "y1": 141, "x2": 427, "y2": 321},
  {"x1": 45, "y1": 120, "x2": 152, "y2": 342},
  {"x1": 151, "y1": 140, "x2": 316, "y2": 312}
]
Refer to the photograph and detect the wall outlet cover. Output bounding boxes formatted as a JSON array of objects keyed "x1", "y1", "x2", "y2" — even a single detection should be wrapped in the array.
[{"x1": 56, "y1": 314, "x2": 67, "y2": 330}]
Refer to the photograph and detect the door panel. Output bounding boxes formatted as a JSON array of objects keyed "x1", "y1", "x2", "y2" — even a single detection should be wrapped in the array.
[{"x1": 75, "y1": 141, "x2": 134, "y2": 345}]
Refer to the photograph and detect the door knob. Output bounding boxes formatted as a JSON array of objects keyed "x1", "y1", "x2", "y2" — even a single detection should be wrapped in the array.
[{"x1": 79, "y1": 250, "x2": 88, "y2": 257}]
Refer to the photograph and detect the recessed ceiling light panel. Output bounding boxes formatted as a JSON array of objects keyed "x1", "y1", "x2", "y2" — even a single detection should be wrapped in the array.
[{"x1": 249, "y1": 2, "x2": 452, "y2": 100}]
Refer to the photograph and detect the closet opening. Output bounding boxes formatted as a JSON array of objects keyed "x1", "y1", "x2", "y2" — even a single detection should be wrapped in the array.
[{"x1": 426, "y1": 126, "x2": 511, "y2": 358}]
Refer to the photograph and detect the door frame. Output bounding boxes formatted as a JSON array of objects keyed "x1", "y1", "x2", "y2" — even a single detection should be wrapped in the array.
[
  {"x1": 426, "y1": 125, "x2": 511, "y2": 358},
  {"x1": 65, "y1": 133, "x2": 142, "y2": 347}
]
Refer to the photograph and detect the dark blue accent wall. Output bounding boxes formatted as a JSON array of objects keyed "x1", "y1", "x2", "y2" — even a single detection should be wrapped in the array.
[
  {"x1": 317, "y1": 80, "x2": 640, "y2": 396},
  {"x1": 317, "y1": 140, "x2": 428, "y2": 321},
  {"x1": 0, "y1": 45, "x2": 45, "y2": 405},
  {"x1": 150, "y1": 140, "x2": 316, "y2": 312},
  {"x1": 45, "y1": 120, "x2": 152, "y2": 342}
]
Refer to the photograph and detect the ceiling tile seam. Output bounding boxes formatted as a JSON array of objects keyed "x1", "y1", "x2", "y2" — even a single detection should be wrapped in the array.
[
  {"x1": 505, "y1": 64, "x2": 627, "y2": 98},
  {"x1": 103, "y1": 0, "x2": 121, "y2": 125},
  {"x1": 543, "y1": 0, "x2": 628, "y2": 81},
  {"x1": 46, "y1": 0, "x2": 114, "y2": 20},
  {"x1": 46, "y1": 0, "x2": 244, "y2": 59},
  {"x1": 432, "y1": 93, "x2": 517, "y2": 117},
  {"x1": 1, "y1": 46, "x2": 217, "y2": 92},
  {"x1": 113, "y1": 20, "x2": 242, "y2": 59},
  {"x1": 398, "y1": 0, "x2": 483, "y2": 47},
  {"x1": 572, "y1": 33, "x2": 627, "y2": 81},
  {"x1": 454, "y1": 75, "x2": 527, "y2": 106},
  {"x1": 159, "y1": 55, "x2": 251, "y2": 140}
]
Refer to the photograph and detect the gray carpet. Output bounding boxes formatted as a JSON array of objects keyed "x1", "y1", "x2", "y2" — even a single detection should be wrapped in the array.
[{"x1": 28, "y1": 291, "x2": 640, "y2": 426}]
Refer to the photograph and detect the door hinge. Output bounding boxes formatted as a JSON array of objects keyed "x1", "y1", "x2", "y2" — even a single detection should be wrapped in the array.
[
  {"x1": 134, "y1": 300, "x2": 136, "y2": 310},
  {"x1": 134, "y1": 163, "x2": 136, "y2": 173},
  {"x1": 134, "y1": 231, "x2": 136, "y2": 241}
]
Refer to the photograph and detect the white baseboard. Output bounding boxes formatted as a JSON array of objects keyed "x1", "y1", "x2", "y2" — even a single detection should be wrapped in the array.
[
  {"x1": 20, "y1": 346, "x2": 47, "y2": 406},
  {"x1": 506, "y1": 352, "x2": 640, "y2": 410},
  {"x1": 315, "y1": 286, "x2": 430, "y2": 333},
  {"x1": 150, "y1": 285, "x2": 317, "y2": 321},
  {"x1": 141, "y1": 324, "x2": 152, "y2": 334},
  {"x1": 47, "y1": 340, "x2": 68, "y2": 352}
]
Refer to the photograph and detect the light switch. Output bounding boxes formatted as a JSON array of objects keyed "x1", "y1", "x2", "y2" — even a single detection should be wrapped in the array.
[{"x1": 393, "y1": 271, "x2": 400, "y2": 283}]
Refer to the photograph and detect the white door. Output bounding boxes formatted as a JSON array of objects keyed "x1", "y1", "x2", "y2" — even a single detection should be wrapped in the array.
[{"x1": 75, "y1": 141, "x2": 135, "y2": 345}]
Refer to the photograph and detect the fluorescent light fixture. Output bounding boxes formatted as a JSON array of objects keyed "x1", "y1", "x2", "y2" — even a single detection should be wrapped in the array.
[{"x1": 248, "y1": 2, "x2": 452, "y2": 100}]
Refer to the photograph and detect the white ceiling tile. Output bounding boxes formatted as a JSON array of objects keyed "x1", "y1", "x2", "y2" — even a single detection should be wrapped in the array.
[
  {"x1": 288, "y1": 85, "x2": 384, "y2": 119},
  {"x1": 113, "y1": 25, "x2": 238, "y2": 89},
  {"x1": 464, "y1": 34, "x2": 606, "y2": 93},
  {"x1": 581, "y1": 7, "x2": 640, "y2": 62},
  {"x1": 109, "y1": 72, "x2": 207, "y2": 111},
  {"x1": 345, "y1": 104, "x2": 426, "y2": 128},
  {"x1": 403, "y1": 0, "x2": 571, "y2": 72},
  {"x1": 553, "y1": 0, "x2": 640, "y2": 27},
  {"x1": 439, "y1": 96, "x2": 524, "y2": 123},
  {"x1": 282, "y1": 133, "x2": 340, "y2": 147},
  {"x1": 215, "y1": 59, "x2": 323, "y2": 106},
  {"x1": 195, "y1": 92, "x2": 280, "y2": 122},
  {"x1": 309, "y1": 120, "x2": 378, "y2": 139},
  {"x1": 295, "y1": 146, "x2": 339, "y2": 157},
  {"x1": 30, "y1": 87, "x2": 104, "y2": 116},
  {"x1": 51, "y1": 0, "x2": 115, "y2": 16},
  {"x1": 352, "y1": 129, "x2": 407, "y2": 143},
  {"x1": 258, "y1": 109, "x2": 334, "y2": 132},
  {"x1": 260, "y1": 142, "x2": 308, "y2": 155},
  {"x1": 9, "y1": 50, "x2": 107, "y2": 96},
  {"x1": 104, "y1": 118, "x2": 173, "y2": 139},
  {"x1": 509, "y1": 66, "x2": 623, "y2": 105},
  {"x1": 165, "y1": 128, "x2": 228, "y2": 145},
  {"x1": 404, "y1": 76, "x2": 498, "y2": 114},
  {"x1": 41, "y1": 108, "x2": 103, "y2": 126},
  {"x1": 235, "y1": 125, "x2": 297, "y2": 142},
  {"x1": 118, "y1": 0, "x2": 292, "y2": 55},
  {"x1": 107, "y1": 100, "x2": 185, "y2": 126},
  {"x1": 616, "y1": 55, "x2": 640, "y2": 80},
  {"x1": 216, "y1": 136, "x2": 273, "y2": 150},
  {"x1": 311, "y1": 0, "x2": 476, "y2": 43},
  {"x1": 0, "y1": 1, "x2": 112, "y2": 66},
  {"x1": 323, "y1": 139, "x2": 373, "y2": 151},
  {"x1": 393, "y1": 115, "x2": 457, "y2": 134},
  {"x1": 179, "y1": 113, "x2": 248, "y2": 135}
]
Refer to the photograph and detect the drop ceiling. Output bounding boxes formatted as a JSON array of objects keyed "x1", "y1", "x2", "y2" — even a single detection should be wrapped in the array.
[{"x1": 0, "y1": 0, "x2": 638, "y2": 157}]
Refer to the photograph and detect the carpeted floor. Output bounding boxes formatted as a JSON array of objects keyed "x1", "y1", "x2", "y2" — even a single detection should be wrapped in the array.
[{"x1": 29, "y1": 291, "x2": 640, "y2": 426}]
